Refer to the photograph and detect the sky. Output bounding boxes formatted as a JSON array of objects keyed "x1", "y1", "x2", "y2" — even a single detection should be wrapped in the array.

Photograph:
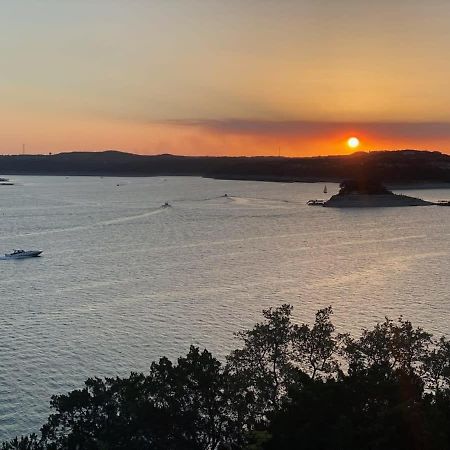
[{"x1": 2, "y1": 0, "x2": 450, "y2": 156}]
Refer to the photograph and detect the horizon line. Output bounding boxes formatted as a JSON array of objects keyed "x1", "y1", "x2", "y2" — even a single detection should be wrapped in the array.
[{"x1": 1, "y1": 148, "x2": 446, "y2": 159}]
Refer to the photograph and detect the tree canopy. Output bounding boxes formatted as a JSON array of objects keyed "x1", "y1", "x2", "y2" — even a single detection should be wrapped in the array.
[{"x1": 3, "y1": 305, "x2": 450, "y2": 449}]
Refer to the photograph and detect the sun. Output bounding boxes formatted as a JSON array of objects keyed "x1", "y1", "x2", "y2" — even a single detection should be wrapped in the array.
[{"x1": 347, "y1": 136, "x2": 360, "y2": 149}]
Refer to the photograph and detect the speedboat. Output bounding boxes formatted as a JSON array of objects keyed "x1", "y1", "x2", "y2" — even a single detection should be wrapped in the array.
[
  {"x1": 4, "y1": 249, "x2": 42, "y2": 259},
  {"x1": 161, "y1": 202, "x2": 171, "y2": 208},
  {"x1": 307, "y1": 199, "x2": 326, "y2": 206}
]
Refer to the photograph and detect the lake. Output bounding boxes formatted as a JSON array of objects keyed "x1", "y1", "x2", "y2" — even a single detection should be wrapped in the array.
[{"x1": 0, "y1": 176, "x2": 449, "y2": 440}]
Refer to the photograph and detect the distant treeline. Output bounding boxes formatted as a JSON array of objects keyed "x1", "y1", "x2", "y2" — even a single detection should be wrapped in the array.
[
  {"x1": 3, "y1": 305, "x2": 450, "y2": 449},
  {"x1": 1, "y1": 150, "x2": 449, "y2": 183}
]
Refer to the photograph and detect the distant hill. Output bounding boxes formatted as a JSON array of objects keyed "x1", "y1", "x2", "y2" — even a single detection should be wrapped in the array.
[{"x1": 0, "y1": 150, "x2": 449, "y2": 184}]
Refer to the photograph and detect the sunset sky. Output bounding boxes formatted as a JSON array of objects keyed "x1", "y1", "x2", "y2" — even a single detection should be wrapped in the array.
[{"x1": 2, "y1": 0, "x2": 450, "y2": 156}]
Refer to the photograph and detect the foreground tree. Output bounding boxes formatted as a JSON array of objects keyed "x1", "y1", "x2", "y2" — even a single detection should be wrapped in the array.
[
  {"x1": 343, "y1": 316, "x2": 432, "y2": 376},
  {"x1": 422, "y1": 336, "x2": 450, "y2": 393},
  {"x1": 3, "y1": 305, "x2": 450, "y2": 450},
  {"x1": 226, "y1": 304, "x2": 294, "y2": 417},
  {"x1": 291, "y1": 306, "x2": 343, "y2": 379},
  {"x1": 30, "y1": 347, "x2": 244, "y2": 450}
]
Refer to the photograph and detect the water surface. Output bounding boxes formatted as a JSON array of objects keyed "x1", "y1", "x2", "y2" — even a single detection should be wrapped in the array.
[{"x1": 0, "y1": 176, "x2": 449, "y2": 439}]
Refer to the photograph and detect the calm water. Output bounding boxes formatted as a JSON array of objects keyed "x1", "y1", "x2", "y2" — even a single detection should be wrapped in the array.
[{"x1": 0, "y1": 176, "x2": 449, "y2": 440}]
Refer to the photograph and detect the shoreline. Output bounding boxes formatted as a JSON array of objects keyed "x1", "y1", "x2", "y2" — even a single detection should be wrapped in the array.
[
  {"x1": 1, "y1": 173, "x2": 450, "y2": 190},
  {"x1": 389, "y1": 182, "x2": 450, "y2": 190}
]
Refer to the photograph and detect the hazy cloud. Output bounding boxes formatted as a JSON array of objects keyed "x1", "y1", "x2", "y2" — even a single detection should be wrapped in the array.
[{"x1": 163, "y1": 119, "x2": 450, "y2": 140}]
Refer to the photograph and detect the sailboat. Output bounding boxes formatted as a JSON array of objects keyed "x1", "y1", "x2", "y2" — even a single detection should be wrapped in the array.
[{"x1": 323, "y1": 185, "x2": 328, "y2": 194}]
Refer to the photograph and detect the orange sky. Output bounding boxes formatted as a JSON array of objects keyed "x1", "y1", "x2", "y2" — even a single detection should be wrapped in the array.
[
  {"x1": 2, "y1": 1, "x2": 450, "y2": 156},
  {"x1": 3, "y1": 112, "x2": 448, "y2": 157}
]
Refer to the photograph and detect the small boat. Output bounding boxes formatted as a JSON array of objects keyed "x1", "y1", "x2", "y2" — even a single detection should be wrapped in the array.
[
  {"x1": 323, "y1": 185, "x2": 328, "y2": 194},
  {"x1": 0, "y1": 177, "x2": 14, "y2": 185},
  {"x1": 161, "y1": 202, "x2": 171, "y2": 208},
  {"x1": 307, "y1": 199, "x2": 326, "y2": 206},
  {"x1": 4, "y1": 249, "x2": 42, "y2": 259}
]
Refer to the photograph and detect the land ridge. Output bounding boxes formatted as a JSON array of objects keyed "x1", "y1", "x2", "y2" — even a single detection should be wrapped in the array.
[{"x1": 0, "y1": 149, "x2": 449, "y2": 184}]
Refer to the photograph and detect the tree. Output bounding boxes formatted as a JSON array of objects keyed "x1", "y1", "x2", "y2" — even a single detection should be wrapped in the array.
[
  {"x1": 1, "y1": 435, "x2": 43, "y2": 450},
  {"x1": 422, "y1": 336, "x2": 450, "y2": 393},
  {"x1": 38, "y1": 347, "x2": 243, "y2": 450},
  {"x1": 226, "y1": 304, "x2": 294, "y2": 417},
  {"x1": 338, "y1": 178, "x2": 393, "y2": 195},
  {"x1": 291, "y1": 306, "x2": 343, "y2": 379},
  {"x1": 344, "y1": 317, "x2": 431, "y2": 376},
  {"x1": 3, "y1": 305, "x2": 450, "y2": 450}
]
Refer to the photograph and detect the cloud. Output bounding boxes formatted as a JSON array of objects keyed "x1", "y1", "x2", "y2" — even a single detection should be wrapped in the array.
[{"x1": 162, "y1": 119, "x2": 450, "y2": 141}]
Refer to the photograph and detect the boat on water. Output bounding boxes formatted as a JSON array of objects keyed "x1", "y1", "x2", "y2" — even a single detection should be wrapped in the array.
[
  {"x1": 0, "y1": 177, "x2": 14, "y2": 186},
  {"x1": 323, "y1": 185, "x2": 327, "y2": 194},
  {"x1": 307, "y1": 199, "x2": 325, "y2": 206},
  {"x1": 161, "y1": 202, "x2": 171, "y2": 208},
  {"x1": 4, "y1": 249, "x2": 42, "y2": 259}
]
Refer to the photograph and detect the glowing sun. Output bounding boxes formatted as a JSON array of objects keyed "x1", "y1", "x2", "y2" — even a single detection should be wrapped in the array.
[{"x1": 347, "y1": 136, "x2": 360, "y2": 149}]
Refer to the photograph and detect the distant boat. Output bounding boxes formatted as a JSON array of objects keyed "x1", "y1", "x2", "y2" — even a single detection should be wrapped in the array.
[
  {"x1": 4, "y1": 249, "x2": 42, "y2": 259},
  {"x1": 161, "y1": 202, "x2": 171, "y2": 208},
  {"x1": 0, "y1": 177, "x2": 14, "y2": 185},
  {"x1": 323, "y1": 185, "x2": 328, "y2": 194},
  {"x1": 307, "y1": 199, "x2": 325, "y2": 206}
]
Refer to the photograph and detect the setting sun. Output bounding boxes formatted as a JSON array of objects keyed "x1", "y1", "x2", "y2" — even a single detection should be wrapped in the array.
[{"x1": 347, "y1": 136, "x2": 360, "y2": 149}]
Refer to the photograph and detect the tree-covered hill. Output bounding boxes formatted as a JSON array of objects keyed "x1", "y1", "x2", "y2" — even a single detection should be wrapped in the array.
[{"x1": 0, "y1": 150, "x2": 449, "y2": 184}]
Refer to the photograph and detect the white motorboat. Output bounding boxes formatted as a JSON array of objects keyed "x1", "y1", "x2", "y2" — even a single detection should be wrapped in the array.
[{"x1": 4, "y1": 249, "x2": 42, "y2": 259}]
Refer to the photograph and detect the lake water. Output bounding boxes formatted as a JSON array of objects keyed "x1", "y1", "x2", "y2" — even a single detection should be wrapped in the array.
[{"x1": 0, "y1": 176, "x2": 449, "y2": 440}]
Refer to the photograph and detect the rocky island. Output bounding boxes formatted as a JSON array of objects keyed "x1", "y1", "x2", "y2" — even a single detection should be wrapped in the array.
[{"x1": 324, "y1": 179, "x2": 433, "y2": 207}]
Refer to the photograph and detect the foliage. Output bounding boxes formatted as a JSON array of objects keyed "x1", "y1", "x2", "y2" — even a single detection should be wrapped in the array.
[
  {"x1": 13, "y1": 347, "x2": 244, "y2": 450},
  {"x1": 226, "y1": 304, "x2": 295, "y2": 416},
  {"x1": 343, "y1": 316, "x2": 432, "y2": 376},
  {"x1": 338, "y1": 179, "x2": 392, "y2": 195},
  {"x1": 1, "y1": 434, "x2": 43, "y2": 450},
  {"x1": 3, "y1": 305, "x2": 450, "y2": 449},
  {"x1": 291, "y1": 306, "x2": 344, "y2": 379}
]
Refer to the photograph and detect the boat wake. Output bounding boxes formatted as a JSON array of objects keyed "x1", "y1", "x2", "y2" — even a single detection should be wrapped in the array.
[
  {"x1": 0, "y1": 208, "x2": 166, "y2": 240},
  {"x1": 229, "y1": 196, "x2": 296, "y2": 208}
]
